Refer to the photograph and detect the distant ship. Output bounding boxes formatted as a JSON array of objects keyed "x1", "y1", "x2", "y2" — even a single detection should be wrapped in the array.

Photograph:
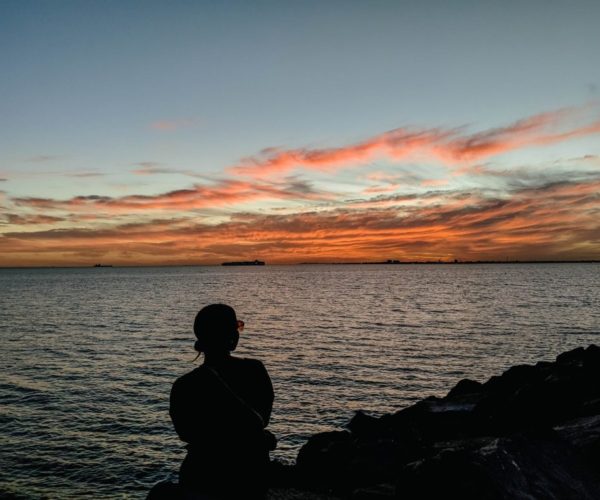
[
  {"x1": 221, "y1": 260, "x2": 265, "y2": 266},
  {"x1": 93, "y1": 264, "x2": 113, "y2": 267}
]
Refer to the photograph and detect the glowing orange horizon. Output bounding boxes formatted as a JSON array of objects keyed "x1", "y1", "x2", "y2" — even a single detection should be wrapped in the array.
[
  {"x1": 2, "y1": 106, "x2": 600, "y2": 267},
  {"x1": 2, "y1": 177, "x2": 598, "y2": 267}
]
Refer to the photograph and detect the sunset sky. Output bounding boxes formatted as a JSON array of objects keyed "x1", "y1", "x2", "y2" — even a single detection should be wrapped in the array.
[{"x1": 1, "y1": 0, "x2": 599, "y2": 266}]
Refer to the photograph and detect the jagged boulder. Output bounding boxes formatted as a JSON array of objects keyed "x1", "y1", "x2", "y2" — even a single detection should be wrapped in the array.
[
  {"x1": 293, "y1": 345, "x2": 600, "y2": 498},
  {"x1": 555, "y1": 414, "x2": 600, "y2": 466},
  {"x1": 395, "y1": 432, "x2": 600, "y2": 500},
  {"x1": 296, "y1": 430, "x2": 409, "y2": 493}
]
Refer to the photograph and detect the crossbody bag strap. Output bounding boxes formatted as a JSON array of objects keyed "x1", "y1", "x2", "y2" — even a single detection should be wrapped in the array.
[{"x1": 203, "y1": 365, "x2": 265, "y2": 428}]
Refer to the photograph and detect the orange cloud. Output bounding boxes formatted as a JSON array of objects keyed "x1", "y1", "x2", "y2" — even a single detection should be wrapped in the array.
[
  {"x1": 1, "y1": 214, "x2": 64, "y2": 225},
  {"x1": 230, "y1": 128, "x2": 454, "y2": 178},
  {"x1": 4, "y1": 106, "x2": 600, "y2": 267},
  {"x1": 2, "y1": 178, "x2": 598, "y2": 266},
  {"x1": 13, "y1": 179, "x2": 331, "y2": 213},
  {"x1": 150, "y1": 118, "x2": 194, "y2": 131},
  {"x1": 230, "y1": 107, "x2": 600, "y2": 178},
  {"x1": 421, "y1": 179, "x2": 449, "y2": 187},
  {"x1": 363, "y1": 184, "x2": 402, "y2": 194},
  {"x1": 131, "y1": 162, "x2": 173, "y2": 175}
]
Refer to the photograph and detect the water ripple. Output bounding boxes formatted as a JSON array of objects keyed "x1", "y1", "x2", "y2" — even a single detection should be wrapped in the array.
[{"x1": 1, "y1": 263, "x2": 599, "y2": 498}]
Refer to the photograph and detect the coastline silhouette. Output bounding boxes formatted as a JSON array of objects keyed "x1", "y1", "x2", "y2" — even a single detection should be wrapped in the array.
[{"x1": 153, "y1": 304, "x2": 274, "y2": 500}]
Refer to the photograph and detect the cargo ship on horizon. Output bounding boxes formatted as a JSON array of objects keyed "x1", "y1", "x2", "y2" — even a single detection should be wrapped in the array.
[{"x1": 221, "y1": 260, "x2": 265, "y2": 266}]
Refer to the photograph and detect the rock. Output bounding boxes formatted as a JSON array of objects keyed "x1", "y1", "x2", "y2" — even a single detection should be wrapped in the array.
[
  {"x1": 269, "y1": 460, "x2": 299, "y2": 488},
  {"x1": 351, "y1": 483, "x2": 395, "y2": 499},
  {"x1": 470, "y1": 346, "x2": 600, "y2": 434},
  {"x1": 296, "y1": 429, "x2": 412, "y2": 494},
  {"x1": 292, "y1": 344, "x2": 600, "y2": 499},
  {"x1": 446, "y1": 378, "x2": 483, "y2": 398},
  {"x1": 381, "y1": 396, "x2": 481, "y2": 443},
  {"x1": 347, "y1": 411, "x2": 382, "y2": 437},
  {"x1": 296, "y1": 431, "x2": 354, "y2": 491},
  {"x1": 396, "y1": 432, "x2": 600, "y2": 499},
  {"x1": 555, "y1": 414, "x2": 600, "y2": 465},
  {"x1": 267, "y1": 488, "x2": 341, "y2": 499},
  {"x1": 396, "y1": 445, "x2": 505, "y2": 500},
  {"x1": 146, "y1": 481, "x2": 183, "y2": 500},
  {"x1": 557, "y1": 346, "x2": 586, "y2": 365},
  {"x1": 583, "y1": 398, "x2": 600, "y2": 418},
  {"x1": 483, "y1": 364, "x2": 543, "y2": 396},
  {"x1": 150, "y1": 345, "x2": 600, "y2": 499},
  {"x1": 555, "y1": 345, "x2": 600, "y2": 376},
  {"x1": 584, "y1": 344, "x2": 600, "y2": 363}
]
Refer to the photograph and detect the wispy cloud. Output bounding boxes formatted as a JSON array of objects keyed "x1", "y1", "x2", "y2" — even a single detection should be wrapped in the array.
[
  {"x1": 1, "y1": 213, "x2": 64, "y2": 225},
  {"x1": 0, "y1": 169, "x2": 104, "y2": 180},
  {"x1": 149, "y1": 118, "x2": 195, "y2": 131},
  {"x1": 421, "y1": 178, "x2": 449, "y2": 187},
  {"x1": 131, "y1": 163, "x2": 177, "y2": 175},
  {"x1": 67, "y1": 172, "x2": 105, "y2": 178},
  {"x1": 361, "y1": 171, "x2": 425, "y2": 194},
  {"x1": 363, "y1": 184, "x2": 402, "y2": 194},
  {"x1": 131, "y1": 161, "x2": 165, "y2": 174},
  {"x1": 230, "y1": 107, "x2": 600, "y2": 178},
  {"x1": 130, "y1": 161, "x2": 205, "y2": 178},
  {"x1": 26, "y1": 155, "x2": 63, "y2": 163},
  {"x1": 12, "y1": 178, "x2": 333, "y2": 213}
]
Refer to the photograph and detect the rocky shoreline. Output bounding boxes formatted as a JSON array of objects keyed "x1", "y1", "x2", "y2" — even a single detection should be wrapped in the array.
[
  {"x1": 150, "y1": 345, "x2": 600, "y2": 499},
  {"x1": 268, "y1": 344, "x2": 600, "y2": 499}
]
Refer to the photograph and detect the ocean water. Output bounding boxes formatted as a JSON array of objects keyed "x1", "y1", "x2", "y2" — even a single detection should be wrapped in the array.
[{"x1": 1, "y1": 263, "x2": 599, "y2": 498}]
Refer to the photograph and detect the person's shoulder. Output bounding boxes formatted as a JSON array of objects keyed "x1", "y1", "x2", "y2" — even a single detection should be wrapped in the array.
[
  {"x1": 173, "y1": 367, "x2": 206, "y2": 388},
  {"x1": 228, "y1": 356, "x2": 269, "y2": 377},
  {"x1": 233, "y1": 357, "x2": 271, "y2": 382},
  {"x1": 231, "y1": 356, "x2": 266, "y2": 370}
]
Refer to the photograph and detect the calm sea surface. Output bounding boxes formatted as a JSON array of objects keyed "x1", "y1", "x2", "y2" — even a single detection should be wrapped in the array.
[{"x1": 1, "y1": 264, "x2": 599, "y2": 498}]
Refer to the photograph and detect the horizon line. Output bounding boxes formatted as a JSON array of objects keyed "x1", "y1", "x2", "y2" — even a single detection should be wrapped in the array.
[{"x1": 1, "y1": 259, "x2": 599, "y2": 270}]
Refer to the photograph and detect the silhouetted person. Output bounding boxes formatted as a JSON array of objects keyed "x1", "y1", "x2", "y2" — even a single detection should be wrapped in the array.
[{"x1": 169, "y1": 304, "x2": 274, "y2": 499}]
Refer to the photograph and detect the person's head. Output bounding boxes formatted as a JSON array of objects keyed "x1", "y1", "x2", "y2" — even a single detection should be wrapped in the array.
[{"x1": 193, "y1": 303, "x2": 240, "y2": 356}]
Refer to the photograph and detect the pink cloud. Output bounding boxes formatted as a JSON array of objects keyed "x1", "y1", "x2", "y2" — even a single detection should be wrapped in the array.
[
  {"x1": 229, "y1": 107, "x2": 600, "y2": 178},
  {"x1": 363, "y1": 184, "x2": 402, "y2": 194},
  {"x1": 421, "y1": 178, "x2": 449, "y2": 187},
  {"x1": 150, "y1": 118, "x2": 194, "y2": 131}
]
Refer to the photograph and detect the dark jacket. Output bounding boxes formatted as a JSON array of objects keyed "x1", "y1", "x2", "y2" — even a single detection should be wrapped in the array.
[{"x1": 170, "y1": 356, "x2": 274, "y2": 498}]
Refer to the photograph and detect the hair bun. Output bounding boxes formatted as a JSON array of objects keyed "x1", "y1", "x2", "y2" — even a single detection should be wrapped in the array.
[{"x1": 193, "y1": 304, "x2": 238, "y2": 353}]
